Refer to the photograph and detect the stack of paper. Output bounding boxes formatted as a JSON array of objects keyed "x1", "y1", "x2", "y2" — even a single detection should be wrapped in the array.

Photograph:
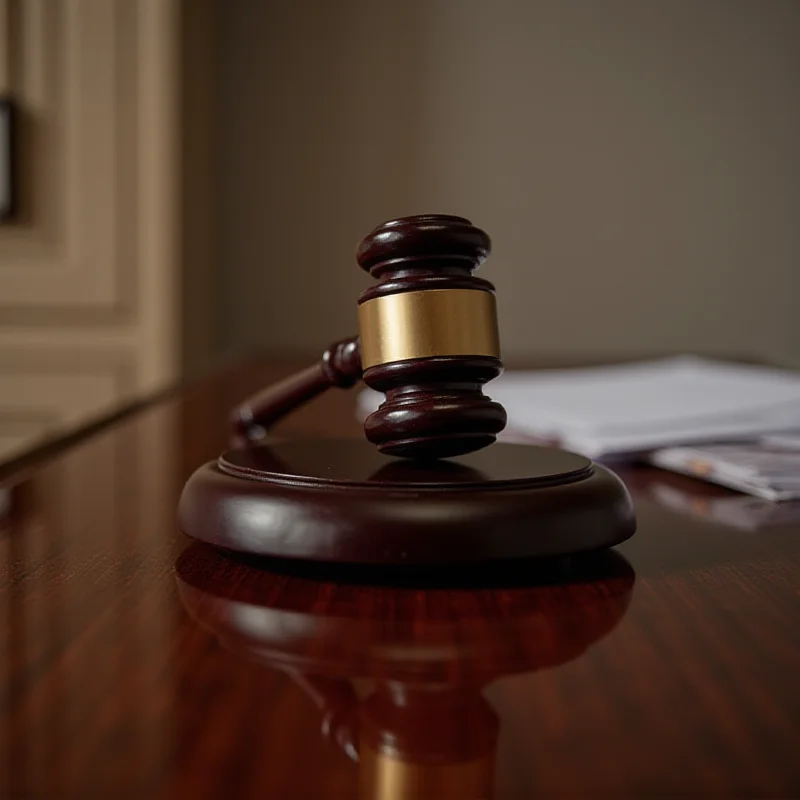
[
  {"x1": 651, "y1": 438, "x2": 800, "y2": 501},
  {"x1": 357, "y1": 356, "x2": 800, "y2": 460}
]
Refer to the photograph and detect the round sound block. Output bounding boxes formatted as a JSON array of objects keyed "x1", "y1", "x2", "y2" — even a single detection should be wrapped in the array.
[{"x1": 178, "y1": 439, "x2": 636, "y2": 565}]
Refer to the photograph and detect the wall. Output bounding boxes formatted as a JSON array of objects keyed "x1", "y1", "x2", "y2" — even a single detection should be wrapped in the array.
[{"x1": 217, "y1": 0, "x2": 800, "y2": 365}]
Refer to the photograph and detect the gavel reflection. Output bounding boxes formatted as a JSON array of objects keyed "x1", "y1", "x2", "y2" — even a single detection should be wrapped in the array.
[
  {"x1": 286, "y1": 675, "x2": 498, "y2": 799},
  {"x1": 176, "y1": 544, "x2": 634, "y2": 799}
]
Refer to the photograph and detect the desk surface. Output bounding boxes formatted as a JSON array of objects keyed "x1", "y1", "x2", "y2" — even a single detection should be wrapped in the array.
[{"x1": 1, "y1": 360, "x2": 799, "y2": 798}]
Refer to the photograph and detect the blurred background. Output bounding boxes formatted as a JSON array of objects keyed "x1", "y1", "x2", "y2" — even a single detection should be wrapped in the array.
[{"x1": 1, "y1": 0, "x2": 799, "y2": 460}]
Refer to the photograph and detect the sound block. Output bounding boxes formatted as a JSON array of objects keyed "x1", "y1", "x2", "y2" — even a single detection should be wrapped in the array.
[{"x1": 178, "y1": 439, "x2": 635, "y2": 565}]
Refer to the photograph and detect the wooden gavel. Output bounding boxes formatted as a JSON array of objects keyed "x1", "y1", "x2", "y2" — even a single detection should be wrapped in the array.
[
  {"x1": 181, "y1": 213, "x2": 636, "y2": 564},
  {"x1": 231, "y1": 215, "x2": 508, "y2": 459}
]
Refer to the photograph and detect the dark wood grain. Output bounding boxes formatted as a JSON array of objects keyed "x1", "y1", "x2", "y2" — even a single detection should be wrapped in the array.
[
  {"x1": 2, "y1": 358, "x2": 800, "y2": 797},
  {"x1": 175, "y1": 542, "x2": 633, "y2": 798}
]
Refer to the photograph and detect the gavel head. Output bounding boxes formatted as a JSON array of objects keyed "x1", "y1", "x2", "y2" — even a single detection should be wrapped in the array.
[{"x1": 357, "y1": 214, "x2": 507, "y2": 459}]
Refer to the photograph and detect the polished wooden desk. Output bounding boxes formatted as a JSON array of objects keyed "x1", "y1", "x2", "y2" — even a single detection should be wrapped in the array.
[{"x1": 1, "y1": 360, "x2": 799, "y2": 798}]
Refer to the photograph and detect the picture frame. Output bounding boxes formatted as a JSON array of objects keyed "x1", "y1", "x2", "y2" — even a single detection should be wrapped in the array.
[{"x1": 0, "y1": 97, "x2": 16, "y2": 221}]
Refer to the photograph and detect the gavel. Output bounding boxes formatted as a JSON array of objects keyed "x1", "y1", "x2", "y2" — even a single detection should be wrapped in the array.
[
  {"x1": 183, "y1": 214, "x2": 635, "y2": 564},
  {"x1": 232, "y1": 214, "x2": 507, "y2": 459}
]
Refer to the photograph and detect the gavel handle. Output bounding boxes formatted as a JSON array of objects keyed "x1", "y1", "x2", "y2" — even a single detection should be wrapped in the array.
[{"x1": 231, "y1": 336, "x2": 362, "y2": 446}]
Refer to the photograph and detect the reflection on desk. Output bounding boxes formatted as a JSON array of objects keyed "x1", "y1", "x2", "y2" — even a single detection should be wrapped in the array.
[
  {"x1": 1, "y1": 359, "x2": 800, "y2": 796},
  {"x1": 176, "y1": 543, "x2": 634, "y2": 800}
]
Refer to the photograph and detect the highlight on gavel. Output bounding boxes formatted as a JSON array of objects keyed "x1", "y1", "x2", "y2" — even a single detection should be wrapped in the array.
[{"x1": 231, "y1": 214, "x2": 507, "y2": 459}]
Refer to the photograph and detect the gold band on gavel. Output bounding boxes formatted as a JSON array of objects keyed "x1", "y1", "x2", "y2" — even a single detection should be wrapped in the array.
[
  {"x1": 359, "y1": 743, "x2": 494, "y2": 800},
  {"x1": 358, "y1": 289, "x2": 501, "y2": 370}
]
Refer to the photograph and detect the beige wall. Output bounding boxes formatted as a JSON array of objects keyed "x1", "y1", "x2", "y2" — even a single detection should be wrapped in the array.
[{"x1": 218, "y1": 0, "x2": 800, "y2": 365}]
